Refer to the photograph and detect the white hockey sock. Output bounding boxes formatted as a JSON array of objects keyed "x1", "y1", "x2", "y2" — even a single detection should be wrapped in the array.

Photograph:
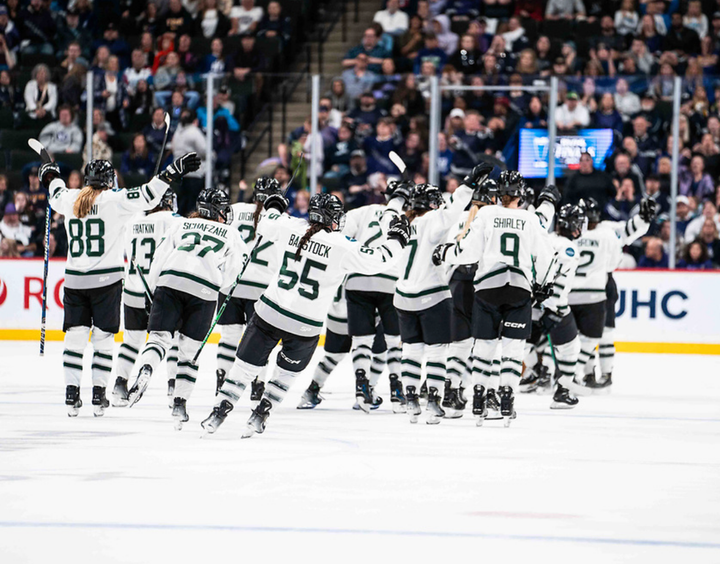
[
  {"x1": 174, "y1": 334, "x2": 203, "y2": 400},
  {"x1": 499, "y1": 337, "x2": 525, "y2": 391},
  {"x1": 138, "y1": 331, "x2": 172, "y2": 377},
  {"x1": 217, "y1": 324, "x2": 244, "y2": 375},
  {"x1": 599, "y1": 327, "x2": 615, "y2": 375},
  {"x1": 369, "y1": 351, "x2": 386, "y2": 387},
  {"x1": 471, "y1": 339, "x2": 496, "y2": 389},
  {"x1": 167, "y1": 342, "x2": 179, "y2": 380},
  {"x1": 313, "y1": 352, "x2": 346, "y2": 387},
  {"x1": 91, "y1": 329, "x2": 114, "y2": 388},
  {"x1": 351, "y1": 334, "x2": 374, "y2": 376},
  {"x1": 401, "y1": 342, "x2": 424, "y2": 391},
  {"x1": 385, "y1": 334, "x2": 402, "y2": 377},
  {"x1": 424, "y1": 343, "x2": 447, "y2": 392},
  {"x1": 577, "y1": 335, "x2": 599, "y2": 380},
  {"x1": 216, "y1": 357, "x2": 259, "y2": 406},
  {"x1": 554, "y1": 337, "x2": 580, "y2": 388},
  {"x1": 264, "y1": 366, "x2": 300, "y2": 407},
  {"x1": 447, "y1": 338, "x2": 473, "y2": 388},
  {"x1": 63, "y1": 326, "x2": 90, "y2": 387},
  {"x1": 117, "y1": 330, "x2": 145, "y2": 381}
]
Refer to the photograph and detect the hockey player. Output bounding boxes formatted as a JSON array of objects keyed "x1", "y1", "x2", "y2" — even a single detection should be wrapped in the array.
[
  {"x1": 113, "y1": 189, "x2": 180, "y2": 408},
  {"x1": 341, "y1": 181, "x2": 409, "y2": 413},
  {"x1": 202, "y1": 192, "x2": 411, "y2": 438},
  {"x1": 394, "y1": 163, "x2": 493, "y2": 425},
  {"x1": 40, "y1": 154, "x2": 198, "y2": 416},
  {"x1": 127, "y1": 188, "x2": 249, "y2": 430},
  {"x1": 215, "y1": 177, "x2": 283, "y2": 401},
  {"x1": 434, "y1": 170, "x2": 554, "y2": 426}
]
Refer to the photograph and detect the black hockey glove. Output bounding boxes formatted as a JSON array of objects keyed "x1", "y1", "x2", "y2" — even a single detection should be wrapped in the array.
[
  {"x1": 462, "y1": 163, "x2": 494, "y2": 190},
  {"x1": 639, "y1": 197, "x2": 659, "y2": 223},
  {"x1": 540, "y1": 309, "x2": 563, "y2": 333},
  {"x1": 537, "y1": 184, "x2": 561, "y2": 209},
  {"x1": 159, "y1": 152, "x2": 202, "y2": 184},
  {"x1": 432, "y1": 242, "x2": 454, "y2": 266},
  {"x1": 263, "y1": 192, "x2": 289, "y2": 213},
  {"x1": 532, "y1": 281, "x2": 554, "y2": 305},
  {"x1": 38, "y1": 162, "x2": 60, "y2": 189},
  {"x1": 385, "y1": 179, "x2": 413, "y2": 203},
  {"x1": 386, "y1": 215, "x2": 411, "y2": 247}
]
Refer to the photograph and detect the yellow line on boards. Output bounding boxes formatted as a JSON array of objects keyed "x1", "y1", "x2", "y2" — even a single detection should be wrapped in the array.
[{"x1": 0, "y1": 330, "x2": 718, "y2": 355}]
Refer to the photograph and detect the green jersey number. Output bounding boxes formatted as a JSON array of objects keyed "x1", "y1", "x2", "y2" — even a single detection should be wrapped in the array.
[
  {"x1": 250, "y1": 240, "x2": 273, "y2": 267},
  {"x1": 177, "y1": 231, "x2": 225, "y2": 257},
  {"x1": 238, "y1": 224, "x2": 255, "y2": 243},
  {"x1": 403, "y1": 239, "x2": 418, "y2": 280},
  {"x1": 363, "y1": 221, "x2": 382, "y2": 247},
  {"x1": 500, "y1": 233, "x2": 520, "y2": 267},
  {"x1": 68, "y1": 218, "x2": 105, "y2": 258},
  {"x1": 277, "y1": 251, "x2": 327, "y2": 301},
  {"x1": 129, "y1": 237, "x2": 156, "y2": 274},
  {"x1": 576, "y1": 250, "x2": 595, "y2": 276}
]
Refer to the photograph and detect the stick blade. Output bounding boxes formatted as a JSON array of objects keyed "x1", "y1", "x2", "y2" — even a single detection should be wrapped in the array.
[
  {"x1": 28, "y1": 139, "x2": 52, "y2": 164},
  {"x1": 163, "y1": 113, "x2": 171, "y2": 131},
  {"x1": 389, "y1": 151, "x2": 406, "y2": 174}
]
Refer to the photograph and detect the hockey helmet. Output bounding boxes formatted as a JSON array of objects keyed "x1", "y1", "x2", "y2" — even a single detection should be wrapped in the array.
[
  {"x1": 520, "y1": 184, "x2": 535, "y2": 209},
  {"x1": 309, "y1": 193, "x2": 345, "y2": 231},
  {"x1": 253, "y1": 176, "x2": 282, "y2": 203},
  {"x1": 472, "y1": 178, "x2": 497, "y2": 206},
  {"x1": 410, "y1": 183, "x2": 444, "y2": 212},
  {"x1": 197, "y1": 188, "x2": 233, "y2": 223},
  {"x1": 84, "y1": 159, "x2": 115, "y2": 189},
  {"x1": 556, "y1": 203, "x2": 586, "y2": 240},
  {"x1": 579, "y1": 197, "x2": 601, "y2": 224},
  {"x1": 497, "y1": 170, "x2": 525, "y2": 199}
]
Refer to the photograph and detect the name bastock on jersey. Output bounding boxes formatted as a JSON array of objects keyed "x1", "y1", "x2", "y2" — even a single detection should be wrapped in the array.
[
  {"x1": 253, "y1": 213, "x2": 403, "y2": 337},
  {"x1": 568, "y1": 227, "x2": 623, "y2": 306}
]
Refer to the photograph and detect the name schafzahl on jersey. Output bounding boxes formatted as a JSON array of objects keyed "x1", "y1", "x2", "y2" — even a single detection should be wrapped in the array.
[
  {"x1": 182, "y1": 221, "x2": 228, "y2": 238},
  {"x1": 288, "y1": 234, "x2": 331, "y2": 258}
]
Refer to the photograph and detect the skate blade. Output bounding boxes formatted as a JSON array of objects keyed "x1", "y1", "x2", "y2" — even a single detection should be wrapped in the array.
[
  {"x1": 503, "y1": 416, "x2": 512, "y2": 427},
  {"x1": 93, "y1": 405, "x2": 106, "y2": 417},
  {"x1": 550, "y1": 401, "x2": 577, "y2": 410},
  {"x1": 111, "y1": 397, "x2": 128, "y2": 408},
  {"x1": 535, "y1": 386, "x2": 554, "y2": 396},
  {"x1": 297, "y1": 402, "x2": 319, "y2": 410},
  {"x1": 392, "y1": 403, "x2": 407, "y2": 414},
  {"x1": 519, "y1": 384, "x2": 538, "y2": 394},
  {"x1": 67, "y1": 406, "x2": 80, "y2": 417},
  {"x1": 486, "y1": 409, "x2": 502, "y2": 420},
  {"x1": 474, "y1": 415, "x2": 485, "y2": 427},
  {"x1": 426, "y1": 413, "x2": 442, "y2": 425},
  {"x1": 241, "y1": 425, "x2": 255, "y2": 439},
  {"x1": 442, "y1": 408, "x2": 463, "y2": 419},
  {"x1": 409, "y1": 412, "x2": 420, "y2": 424}
]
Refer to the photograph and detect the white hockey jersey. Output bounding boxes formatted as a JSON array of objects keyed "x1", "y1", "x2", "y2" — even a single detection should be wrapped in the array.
[
  {"x1": 542, "y1": 232, "x2": 580, "y2": 317},
  {"x1": 148, "y1": 217, "x2": 249, "y2": 302},
  {"x1": 568, "y1": 226, "x2": 623, "y2": 306},
  {"x1": 123, "y1": 210, "x2": 180, "y2": 309},
  {"x1": 394, "y1": 185, "x2": 474, "y2": 311},
  {"x1": 254, "y1": 212, "x2": 404, "y2": 337},
  {"x1": 228, "y1": 202, "x2": 280, "y2": 301},
  {"x1": 446, "y1": 204, "x2": 554, "y2": 294},
  {"x1": 342, "y1": 200, "x2": 403, "y2": 294},
  {"x1": 599, "y1": 214, "x2": 650, "y2": 247},
  {"x1": 49, "y1": 177, "x2": 171, "y2": 289},
  {"x1": 326, "y1": 281, "x2": 349, "y2": 335}
]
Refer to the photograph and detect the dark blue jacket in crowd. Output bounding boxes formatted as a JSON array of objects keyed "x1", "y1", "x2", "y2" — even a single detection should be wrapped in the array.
[
  {"x1": 437, "y1": 148, "x2": 453, "y2": 178},
  {"x1": 638, "y1": 252, "x2": 669, "y2": 268},
  {"x1": 450, "y1": 130, "x2": 487, "y2": 173},
  {"x1": 363, "y1": 136, "x2": 399, "y2": 175},
  {"x1": 413, "y1": 47, "x2": 447, "y2": 75},
  {"x1": 348, "y1": 106, "x2": 387, "y2": 130},
  {"x1": 594, "y1": 110, "x2": 623, "y2": 134},
  {"x1": 121, "y1": 151, "x2": 156, "y2": 177}
]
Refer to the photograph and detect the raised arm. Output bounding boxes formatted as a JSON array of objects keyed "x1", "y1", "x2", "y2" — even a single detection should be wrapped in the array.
[{"x1": 339, "y1": 215, "x2": 410, "y2": 274}]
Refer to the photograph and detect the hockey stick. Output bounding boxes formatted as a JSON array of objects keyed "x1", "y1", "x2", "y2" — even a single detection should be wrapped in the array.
[
  {"x1": 130, "y1": 256, "x2": 153, "y2": 304},
  {"x1": 389, "y1": 151, "x2": 407, "y2": 180},
  {"x1": 152, "y1": 113, "x2": 172, "y2": 177},
  {"x1": 29, "y1": 139, "x2": 53, "y2": 356}
]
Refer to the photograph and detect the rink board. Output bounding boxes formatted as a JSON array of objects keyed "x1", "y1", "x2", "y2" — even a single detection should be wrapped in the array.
[{"x1": 1, "y1": 260, "x2": 719, "y2": 354}]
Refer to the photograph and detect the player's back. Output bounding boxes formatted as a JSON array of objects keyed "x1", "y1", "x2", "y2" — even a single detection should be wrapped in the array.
[{"x1": 569, "y1": 227, "x2": 622, "y2": 305}]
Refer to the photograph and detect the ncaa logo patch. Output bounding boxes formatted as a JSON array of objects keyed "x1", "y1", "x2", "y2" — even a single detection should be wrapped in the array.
[
  {"x1": 566, "y1": 247, "x2": 575, "y2": 257},
  {"x1": 0, "y1": 278, "x2": 7, "y2": 306}
]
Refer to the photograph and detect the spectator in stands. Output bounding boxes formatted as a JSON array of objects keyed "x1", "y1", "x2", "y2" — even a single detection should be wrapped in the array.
[
  {"x1": 685, "y1": 200, "x2": 720, "y2": 242},
  {"x1": 258, "y1": 1, "x2": 292, "y2": 46},
  {"x1": 664, "y1": 12, "x2": 701, "y2": 55},
  {"x1": 289, "y1": 189, "x2": 310, "y2": 220},
  {"x1": 196, "y1": 0, "x2": 232, "y2": 38},
  {"x1": 143, "y1": 107, "x2": 168, "y2": 159},
  {"x1": 374, "y1": 0, "x2": 409, "y2": 36},
  {"x1": 56, "y1": 9, "x2": 92, "y2": 61},
  {"x1": 176, "y1": 34, "x2": 198, "y2": 74},
  {"x1": 397, "y1": 14, "x2": 425, "y2": 65},
  {"x1": 678, "y1": 239, "x2": 714, "y2": 269},
  {"x1": 555, "y1": 92, "x2": 590, "y2": 131},
  {"x1": 638, "y1": 237, "x2": 669, "y2": 268},
  {"x1": 325, "y1": 123, "x2": 358, "y2": 175},
  {"x1": 392, "y1": 73, "x2": 425, "y2": 116},
  {"x1": 23, "y1": 63, "x2": 57, "y2": 123},
  {"x1": 94, "y1": 22, "x2": 130, "y2": 69},
  {"x1": 84, "y1": 124, "x2": 113, "y2": 169},
  {"x1": 523, "y1": 95, "x2": 547, "y2": 128},
  {"x1": 0, "y1": 237, "x2": 20, "y2": 257},
  {"x1": 684, "y1": 0, "x2": 709, "y2": 39},
  {"x1": 67, "y1": 170, "x2": 83, "y2": 190},
  {"x1": 341, "y1": 53, "x2": 377, "y2": 109},
  {"x1": 328, "y1": 78, "x2": 350, "y2": 113},
  {"x1": 0, "y1": 6, "x2": 20, "y2": 53},
  {"x1": 121, "y1": 133, "x2": 155, "y2": 177},
  {"x1": 349, "y1": 92, "x2": 387, "y2": 136},
  {"x1": 545, "y1": 0, "x2": 585, "y2": 20},
  {"x1": 363, "y1": 117, "x2": 399, "y2": 175},
  {"x1": 621, "y1": 137, "x2": 652, "y2": 178},
  {"x1": 563, "y1": 152, "x2": 616, "y2": 209},
  {"x1": 13, "y1": 192, "x2": 38, "y2": 238},
  {"x1": 432, "y1": 15, "x2": 458, "y2": 56},
  {"x1": 58, "y1": 62, "x2": 86, "y2": 111},
  {"x1": 413, "y1": 32, "x2": 447, "y2": 74},
  {"x1": 448, "y1": 34, "x2": 482, "y2": 76},
  {"x1": 341, "y1": 149, "x2": 370, "y2": 208},
  {"x1": 614, "y1": 78, "x2": 640, "y2": 122},
  {"x1": 593, "y1": 93, "x2": 623, "y2": 133},
  {"x1": 632, "y1": 114, "x2": 661, "y2": 160},
  {"x1": 231, "y1": 0, "x2": 264, "y2": 36},
  {"x1": 128, "y1": 77, "x2": 153, "y2": 117},
  {"x1": 343, "y1": 26, "x2": 390, "y2": 74},
  {"x1": 197, "y1": 92, "x2": 240, "y2": 132},
  {"x1": 229, "y1": 32, "x2": 266, "y2": 90},
  {"x1": 124, "y1": 49, "x2": 153, "y2": 96},
  {"x1": 0, "y1": 203, "x2": 34, "y2": 256},
  {"x1": 171, "y1": 108, "x2": 206, "y2": 215},
  {"x1": 679, "y1": 154, "x2": 715, "y2": 201},
  {"x1": 645, "y1": 173, "x2": 670, "y2": 214},
  {"x1": 399, "y1": 131, "x2": 424, "y2": 176},
  {"x1": 18, "y1": 0, "x2": 56, "y2": 55},
  {"x1": 448, "y1": 111, "x2": 490, "y2": 177},
  {"x1": 39, "y1": 105, "x2": 83, "y2": 155},
  {"x1": 0, "y1": 69, "x2": 18, "y2": 109},
  {"x1": 699, "y1": 218, "x2": 720, "y2": 262},
  {"x1": 502, "y1": 16, "x2": 528, "y2": 52},
  {"x1": 605, "y1": 177, "x2": 639, "y2": 222},
  {"x1": 154, "y1": 51, "x2": 183, "y2": 95},
  {"x1": 614, "y1": 0, "x2": 639, "y2": 36},
  {"x1": 60, "y1": 41, "x2": 89, "y2": 76},
  {"x1": 611, "y1": 152, "x2": 645, "y2": 195},
  {"x1": 158, "y1": 0, "x2": 195, "y2": 37},
  {"x1": 0, "y1": 174, "x2": 10, "y2": 214},
  {"x1": 198, "y1": 37, "x2": 226, "y2": 76},
  {"x1": 675, "y1": 195, "x2": 695, "y2": 237}
]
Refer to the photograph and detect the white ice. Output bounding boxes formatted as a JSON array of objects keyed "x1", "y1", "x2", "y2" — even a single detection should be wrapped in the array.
[{"x1": 1, "y1": 341, "x2": 719, "y2": 564}]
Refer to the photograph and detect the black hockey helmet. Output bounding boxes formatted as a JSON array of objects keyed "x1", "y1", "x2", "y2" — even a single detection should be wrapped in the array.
[
  {"x1": 579, "y1": 197, "x2": 601, "y2": 224},
  {"x1": 84, "y1": 159, "x2": 115, "y2": 189},
  {"x1": 520, "y1": 184, "x2": 535, "y2": 209},
  {"x1": 253, "y1": 176, "x2": 282, "y2": 203},
  {"x1": 472, "y1": 178, "x2": 497, "y2": 206},
  {"x1": 149, "y1": 188, "x2": 177, "y2": 214},
  {"x1": 497, "y1": 170, "x2": 525, "y2": 198},
  {"x1": 309, "y1": 192, "x2": 345, "y2": 231},
  {"x1": 557, "y1": 203, "x2": 586, "y2": 240},
  {"x1": 197, "y1": 188, "x2": 233, "y2": 223},
  {"x1": 410, "y1": 183, "x2": 444, "y2": 212}
]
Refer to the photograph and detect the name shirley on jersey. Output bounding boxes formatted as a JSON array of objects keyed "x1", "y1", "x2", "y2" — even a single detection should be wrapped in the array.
[{"x1": 493, "y1": 218, "x2": 526, "y2": 230}]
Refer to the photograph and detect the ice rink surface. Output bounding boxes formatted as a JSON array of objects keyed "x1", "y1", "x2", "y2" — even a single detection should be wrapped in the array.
[{"x1": 1, "y1": 341, "x2": 719, "y2": 564}]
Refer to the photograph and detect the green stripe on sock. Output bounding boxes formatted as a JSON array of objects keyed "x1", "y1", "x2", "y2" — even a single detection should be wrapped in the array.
[
  {"x1": 91, "y1": 364, "x2": 112, "y2": 372},
  {"x1": 268, "y1": 380, "x2": 288, "y2": 392},
  {"x1": 94, "y1": 352, "x2": 113, "y2": 361},
  {"x1": 120, "y1": 343, "x2": 139, "y2": 354},
  {"x1": 218, "y1": 342, "x2": 236, "y2": 351},
  {"x1": 500, "y1": 368, "x2": 522, "y2": 377},
  {"x1": 426, "y1": 361, "x2": 445, "y2": 369},
  {"x1": 401, "y1": 359, "x2": 421, "y2": 368},
  {"x1": 426, "y1": 374, "x2": 445, "y2": 381},
  {"x1": 63, "y1": 350, "x2": 83, "y2": 359},
  {"x1": 63, "y1": 361, "x2": 83, "y2": 370},
  {"x1": 218, "y1": 389, "x2": 240, "y2": 401},
  {"x1": 176, "y1": 374, "x2": 197, "y2": 383},
  {"x1": 225, "y1": 378, "x2": 246, "y2": 388},
  {"x1": 118, "y1": 353, "x2": 135, "y2": 363},
  {"x1": 217, "y1": 354, "x2": 235, "y2": 362}
]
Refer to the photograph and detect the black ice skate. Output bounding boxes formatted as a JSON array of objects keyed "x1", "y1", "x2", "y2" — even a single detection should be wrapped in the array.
[
  {"x1": 405, "y1": 385, "x2": 422, "y2": 424},
  {"x1": 201, "y1": 399, "x2": 234, "y2": 435},
  {"x1": 242, "y1": 398, "x2": 272, "y2": 438},
  {"x1": 519, "y1": 362, "x2": 548, "y2": 394},
  {"x1": 215, "y1": 369, "x2": 226, "y2": 396},
  {"x1": 355, "y1": 369, "x2": 373, "y2": 414},
  {"x1": 127, "y1": 365, "x2": 153, "y2": 407},
  {"x1": 171, "y1": 397, "x2": 190, "y2": 430},
  {"x1": 167, "y1": 378, "x2": 175, "y2": 408},
  {"x1": 498, "y1": 386, "x2": 516, "y2": 427},
  {"x1": 66, "y1": 385, "x2": 82, "y2": 417},
  {"x1": 426, "y1": 387, "x2": 445, "y2": 425},
  {"x1": 92, "y1": 386, "x2": 110, "y2": 417},
  {"x1": 472, "y1": 385, "x2": 487, "y2": 427},
  {"x1": 389, "y1": 374, "x2": 407, "y2": 413},
  {"x1": 297, "y1": 380, "x2": 323, "y2": 409},
  {"x1": 419, "y1": 380, "x2": 429, "y2": 403},
  {"x1": 485, "y1": 388, "x2": 502, "y2": 420},
  {"x1": 111, "y1": 377, "x2": 129, "y2": 407},
  {"x1": 442, "y1": 382, "x2": 465, "y2": 419},
  {"x1": 250, "y1": 377, "x2": 265, "y2": 404},
  {"x1": 550, "y1": 385, "x2": 579, "y2": 409},
  {"x1": 589, "y1": 373, "x2": 612, "y2": 395}
]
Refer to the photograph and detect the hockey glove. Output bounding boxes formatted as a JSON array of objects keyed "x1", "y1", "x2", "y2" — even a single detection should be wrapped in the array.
[
  {"x1": 462, "y1": 163, "x2": 494, "y2": 190},
  {"x1": 539, "y1": 309, "x2": 563, "y2": 333},
  {"x1": 386, "y1": 215, "x2": 411, "y2": 247},
  {"x1": 432, "y1": 242, "x2": 454, "y2": 266},
  {"x1": 639, "y1": 197, "x2": 659, "y2": 223},
  {"x1": 38, "y1": 162, "x2": 60, "y2": 189},
  {"x1": 537, "y1": 184, "x2": 561, "y2": 209},
  {"x1": 385, "y1": 179, "x2": 413, "y2": 203},
  {"x1": 532, "y1": 281, "x2": 554, "y2": 305},
  {"x1": 159, "y1": 152, "x2": 202, "y2": 184},
  {"x1": 263, "y1": 192, "x2": 289, "y2": 214}
]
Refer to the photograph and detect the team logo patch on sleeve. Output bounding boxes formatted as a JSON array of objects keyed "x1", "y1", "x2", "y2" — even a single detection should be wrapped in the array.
[
  {"x1": 566, "y1": 247, "x2": 575, "y2": 257},
  {"x1": 345, "y1": 236, "x2": 356, "y2": 242}
]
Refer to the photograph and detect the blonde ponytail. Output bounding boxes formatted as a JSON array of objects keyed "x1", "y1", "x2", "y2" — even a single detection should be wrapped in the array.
[
  {"x1": 456, "y1": 203, "x2": 479, "y2": 242},
  {"x1": 73, "y1": 186, "x2": 102, "y2": 218}
]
